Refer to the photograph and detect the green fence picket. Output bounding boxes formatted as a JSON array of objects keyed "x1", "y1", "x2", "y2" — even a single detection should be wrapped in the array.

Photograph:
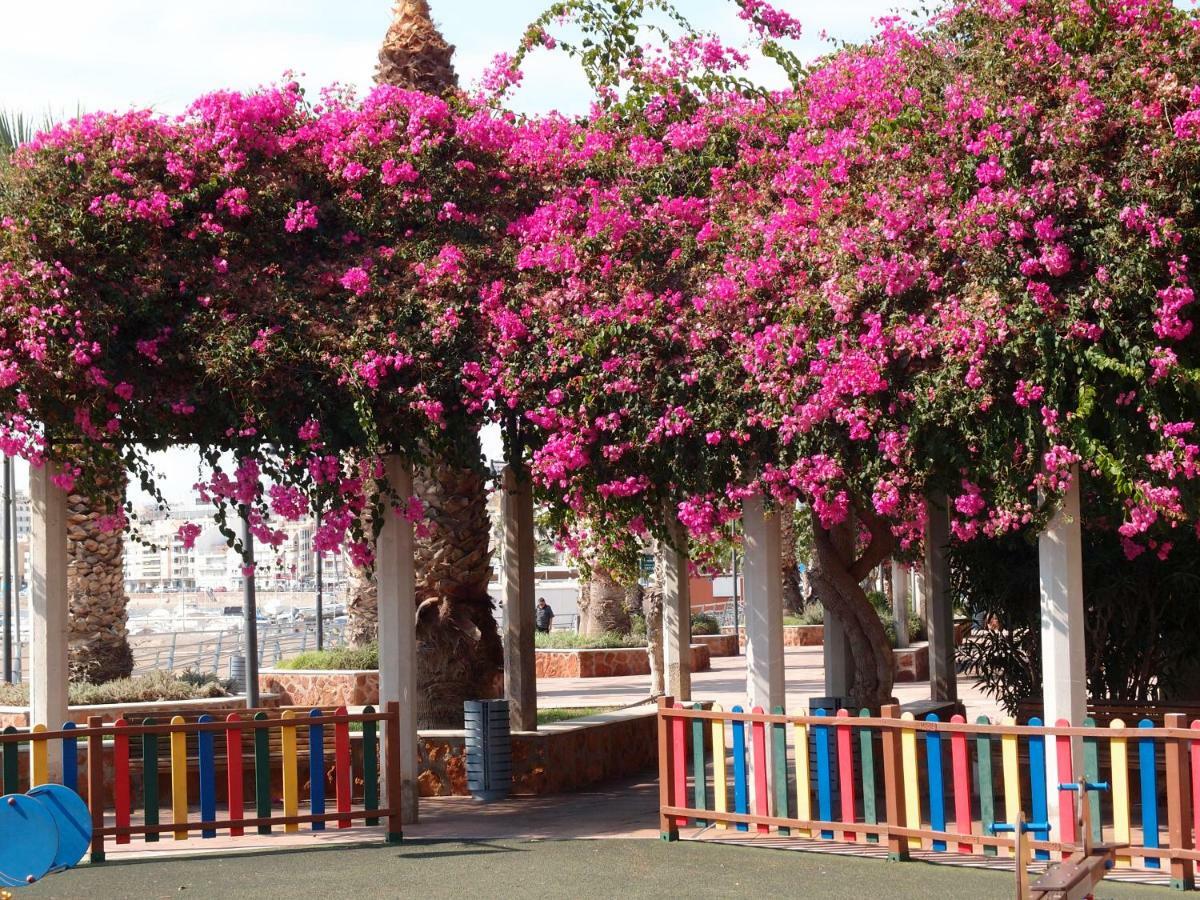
[
  {"x1": 859, "y1": 709, "x2": 878, "y2": 842},
  {"x1": 142, "y1": 718, "x2": 159, "y2": 843},
  {"x1": 692, "y1": 703, "x2": 708, "y2": 825},
  {"x1": 1082, "y1": 717, "x2": 1102, "y2": 844},
  {"x1": 772, "y1": 706, "x2": 790, "y2": 836},
  {"x1": 975, "y1": 716, "x2": 996, "y2": 857},
  {"x1": 2, "y1": 726, "x2": 18, "y2": 793},
  {"x1": 254, "y1": 711, "x2": 271, "y2": 835},
  {"x1": 363, "y1": 706, "x2": 379, "y2": 826}
]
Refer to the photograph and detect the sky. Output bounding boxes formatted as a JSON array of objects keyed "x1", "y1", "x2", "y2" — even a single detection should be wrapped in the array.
[{"x1": 0, "y1": 0, "x2": 918, "y2": 503}]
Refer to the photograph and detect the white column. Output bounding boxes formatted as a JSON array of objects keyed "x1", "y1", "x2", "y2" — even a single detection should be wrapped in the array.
[
  {"x1": 911, "y1": 564, "x2": 927, "y2": 622},
  {"x1": 501, "y1": 465, "x2": 537, "y2": 731},
  {"x1": 377, "y1": 456, "x2": 419, "y2": 824},
  {"x1": 891, "y1": 561, "x2": 910, "y2": 649},
  {"x1": 662, "y1": 522, "x2": 691, "y2": 701},
  {"x1": 742, "y1": 494, "x2": 784, "y2": 711},
  {"x1": 30, "y1": 461, "x2": 68, "y2": 782},
  {"x1": 1039, "y1": 466, "x2": 1086, "y2": 824},
  {"x1": 925, "y1": 497, "x2": 957, "y2": 702}
]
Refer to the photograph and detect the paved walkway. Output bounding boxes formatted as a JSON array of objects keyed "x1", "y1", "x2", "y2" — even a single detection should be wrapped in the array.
[{"x1": 536, "y1": 645, "x2": 1004, "y2": 721}]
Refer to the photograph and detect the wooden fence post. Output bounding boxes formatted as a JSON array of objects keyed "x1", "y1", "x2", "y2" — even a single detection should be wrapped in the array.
[
  {"x1": 659, "y1": 696, "x2": 678, "y2": 841},
  {"x1": 87, "y1": 716, "x2": 105, "y2": 863},
  {"x1": 385, "y1": 701, "x2": 402, "y2": 843},
  {"x1": 1165, "y1": 713, "x2": 1195, "y2": 890},
  {"x1": 881, "y1": 703, "x2": 909, "y2": 862}
]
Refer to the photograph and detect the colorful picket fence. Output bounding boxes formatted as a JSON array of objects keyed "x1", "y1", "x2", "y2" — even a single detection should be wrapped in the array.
[
  {"x1": 658, "y1": 699, "x2": 1200, "y2": 891},
  {"x1": 0, "y1": 703, "x2": 402, "y2": 861}
]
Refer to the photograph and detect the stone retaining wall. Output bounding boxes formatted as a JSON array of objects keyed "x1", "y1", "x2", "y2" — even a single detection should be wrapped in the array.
[
  {"x1": 733, "y1": 625, "x2": 824, "y2": 647},
  {"x1": 259, "y1": 669, "x2": 379, "y2": 708},
  {"x1": 692, "y1": 633, "x2": 739, "y2": 657},
  {"x1": 893, "y1": 642, "x2": 929, "y2": 682},
  {"x1": 534, "y1": 643, "x2": 711, "y2": 679},
  {"x1": 419, "y1": 706, "x2": 657, "y2": 796}
]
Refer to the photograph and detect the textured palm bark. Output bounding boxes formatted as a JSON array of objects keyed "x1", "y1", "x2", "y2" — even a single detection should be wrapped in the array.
[
  {"x1": 66, "y1": 476, "x2": 133, "y2": 684},
  {"x1": 366, "y1": 1, "x2": 501, "y2": 728},
  {"x1": 807, "y1": 508, "x2": 897, "y2": 707},
  {"x1": 376, "y1": 0, "x2": 457, "y2": 93},
  {"x1": 577, "y1": 565, "x2": 633, "y2": 636},
  {"x1": 412, "y1": 458, "x2": 503, "y2": 728}
]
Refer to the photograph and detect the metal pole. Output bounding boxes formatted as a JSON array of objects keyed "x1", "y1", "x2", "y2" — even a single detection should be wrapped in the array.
[
  {"x1": 241, "y1": 506, "x2": 260, "y2": 707},
  {"x1": 315, "y1": 512, "x2": 324, "y2": 651},
  {"x1": 12, "y1": 460, "x2": 21, "y2": 681},
  {"x1": 2, "y1": 455, "x2": 11, "y2": 682}
]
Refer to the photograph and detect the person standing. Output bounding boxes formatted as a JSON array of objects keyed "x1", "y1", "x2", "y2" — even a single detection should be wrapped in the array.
[{"x1": 535, "y1": 597, "x2": 554, "y2": 633}]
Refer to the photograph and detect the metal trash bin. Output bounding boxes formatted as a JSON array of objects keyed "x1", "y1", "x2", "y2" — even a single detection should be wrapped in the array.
[
  {"x1": 464, "y1": 699, "x2": 512, "y2": 802},
  {"x1": 229, "y1": 654, "x2": 246, "y2": 694}
]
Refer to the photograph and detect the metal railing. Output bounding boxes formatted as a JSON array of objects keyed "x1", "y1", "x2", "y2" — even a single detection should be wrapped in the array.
[{"x1": 1, "y1": 620, "x2": 348, "y2": 685}]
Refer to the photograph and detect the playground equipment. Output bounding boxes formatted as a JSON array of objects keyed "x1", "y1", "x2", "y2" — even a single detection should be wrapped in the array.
[
  {"x1": 990, "y1": 781, "x2": 1121, "y2": 900},
  {"x1": 0, "y1": 783, "x2": 91, "y2": 888}
]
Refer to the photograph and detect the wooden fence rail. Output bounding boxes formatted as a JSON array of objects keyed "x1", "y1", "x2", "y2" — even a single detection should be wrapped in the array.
[
  {"x1": 0, "y1": 702, "x2": 402, "y2": 862},
  {"x1": 658, "y1": 698, "x2": 1198, "y2": 891}
]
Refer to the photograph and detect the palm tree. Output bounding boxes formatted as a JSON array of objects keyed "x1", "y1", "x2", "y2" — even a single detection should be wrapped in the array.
[
  {"x1": 343, "y1": 2, "x2": 503, "y2": 727},
  {"x1": 1, "y1": 109, "x2": 134, "y2": 683}
]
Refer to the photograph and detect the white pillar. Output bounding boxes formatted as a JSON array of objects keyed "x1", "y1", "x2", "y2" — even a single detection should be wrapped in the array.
[
  {"x1": 742, "y1": 494, "x2": 784, "y2": 711},
  {"x1": 891, "y1": 561, "x2": 910, "y2": 649},
  {"x1": 911, "y1": 564, "x2": 927, "y2": 622},
  {"x1": 925, "y1": 497, "x2": 957, "y2": 703},
  {"x1": 501, "y1": 465, "x2": 537, "y2": 731},
  {"x1": 662, "y1": 521, "x2": 691, "y2": 701},
  {"x1": 1039, "y1": 466, "x2": 1086, "y2": 824},
  {"x1": 377, "y1": 456, "x2": 419, "y2": 825},
  {"x1": 30, "y1": 461, "x2": 68, "y2": 782}
]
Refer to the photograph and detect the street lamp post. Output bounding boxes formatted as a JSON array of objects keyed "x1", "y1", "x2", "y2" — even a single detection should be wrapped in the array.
[
  {"x1": 240, "y1": 506, "x2": 260, "y2": 708},
  {"x1": 315, "y1": 512, "x2": 324, "y2": 651}
]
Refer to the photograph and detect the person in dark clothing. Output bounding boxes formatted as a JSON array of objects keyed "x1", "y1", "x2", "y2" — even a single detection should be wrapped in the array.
[{"x1": 535, "y1": 597, "x2": 554, "y2": 633}]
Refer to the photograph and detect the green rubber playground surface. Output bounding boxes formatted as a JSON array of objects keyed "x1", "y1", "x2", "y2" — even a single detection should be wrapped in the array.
[{"x1": 21, "y1": 838, "x2": 1175, "y2": 899}]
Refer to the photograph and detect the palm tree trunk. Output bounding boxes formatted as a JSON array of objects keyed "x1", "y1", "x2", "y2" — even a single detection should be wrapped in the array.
[
  {"x1": 346, "y1": 1, "x2": 501, "y2": 728},
  {"x1": 412, "y1": 456, "x2": 503, "y2": 728},
  {"x1": 577, "y1": 565, "x2": 633, "y2": 635},
  {"x1": 67, "y1": 475, "x2": 133, "y2": 683}
]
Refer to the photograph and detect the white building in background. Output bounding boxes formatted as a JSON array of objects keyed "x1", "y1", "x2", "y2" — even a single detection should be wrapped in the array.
[{"x1": 124, "y1": 504, "x2": 345, "y2": 593}]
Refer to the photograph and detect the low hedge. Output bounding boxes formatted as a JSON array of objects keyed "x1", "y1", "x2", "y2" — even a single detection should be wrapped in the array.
[
  {"x1": 535, "y1": 632, "x2": 645, "y2": 650},
  {"x1": 274, "y1": 644, "x2": 379, "y2": 670},
  {"x1": 0, "y1": 670, "x2": 232, "y2": 707}
]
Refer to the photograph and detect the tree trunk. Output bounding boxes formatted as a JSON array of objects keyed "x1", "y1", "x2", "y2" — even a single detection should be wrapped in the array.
[
  {"x1": 411, "y1": 455, "x2": 503, "y2": 728},
  {"x1": 67, "y1": 475, "x2": 133, "y2": 683},
  {"x1": 779, "y1": 507, "x2": 805, "y2": 614},
  {"x1": 643, "y1": 544, "x2": 665, "y2": 696},
  {"x1": 577, "y1": 565, "x2": 633, "y2": 636},
  {"x1": 368, "y1": 0, "x2": 501, "y2": 730},
  {"x1": 806, "y1": 508, "x2": 897, "y2": 708},
  {"x1": 344, "y1": 559, "x2": 377, "y2": 648}
]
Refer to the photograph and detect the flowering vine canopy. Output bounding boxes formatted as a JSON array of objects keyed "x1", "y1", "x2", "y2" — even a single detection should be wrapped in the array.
[
  {"x1": 1, "y1": 0, "x2": 1199, "y2": 588},
  {"x1": 0, "y1": 82, "x2": 531, "y2": 557}
]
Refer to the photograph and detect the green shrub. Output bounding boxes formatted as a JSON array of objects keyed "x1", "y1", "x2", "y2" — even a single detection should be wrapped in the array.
[
  {"x1": 535, "y1": 631, "x2": 645, "y2": 650},
  {"x1": 628, "y1": 613, "x2": 647, "y2": 639},
  {"x1": 690, "y1": 613, "x2": 720, "y2": 635},
  {"x1": 782, "y1": 603, "x2": 824, "y2": 627},
  {"x1": 275, "y1": 643, "x2": 379, "y2": 670},
  {"x1": 0, "y1": 670, "x2": 233, "y2": 707}
]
